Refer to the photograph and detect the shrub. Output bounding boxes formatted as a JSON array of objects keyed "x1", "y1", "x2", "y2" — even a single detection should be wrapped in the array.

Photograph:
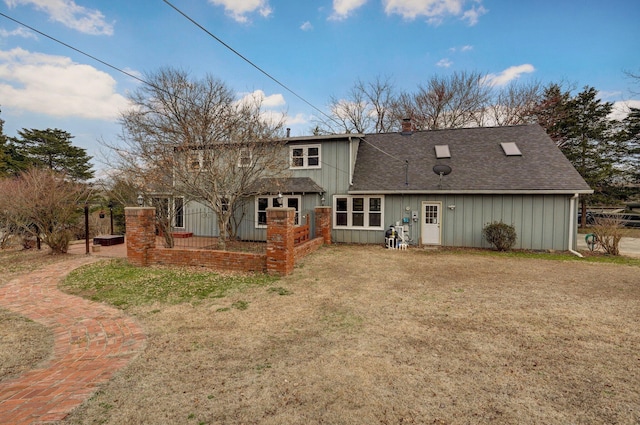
[
  {"x1": 482, "y1": 221, "x2": 517, "y2": 251},
  {"x1": 591, "y1": 214, "x2": 628, "y2": 256}
]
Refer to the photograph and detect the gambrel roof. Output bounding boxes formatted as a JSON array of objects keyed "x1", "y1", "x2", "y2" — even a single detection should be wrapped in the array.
[{"x1": 349, "y1": 124, "x2": 593, "y2": 194}]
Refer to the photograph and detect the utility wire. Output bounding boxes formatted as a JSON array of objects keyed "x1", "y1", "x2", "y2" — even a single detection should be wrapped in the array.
[
  {"x1": 0, "y1": 12, "x2": 151, "y2": 88},
  {"x1": 161, "y1": 1, "x2": 407, "y2": 164},
  {"x1": 0, "y1": 9, "x2": 406, "y2": 164},
  {"x1": 162, "y1": 0, "x2": 333, "y2": 124}
]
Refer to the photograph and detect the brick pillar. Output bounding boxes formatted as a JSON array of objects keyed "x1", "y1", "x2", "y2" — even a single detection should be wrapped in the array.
[
  {"x1": 266, "y1": 207, "x2": 295, "y2": 276},
  {"x1": 315, "y1": 206, "x2": 332, "y2": 245},
  {"x1": 125, "y1": 207, "x2": 156, "y2": 266}
]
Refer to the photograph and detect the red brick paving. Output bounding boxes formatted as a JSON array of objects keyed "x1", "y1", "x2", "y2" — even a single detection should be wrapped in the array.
[{"x1": 0, "y1": 256, "x2": 146, "y2": 425}]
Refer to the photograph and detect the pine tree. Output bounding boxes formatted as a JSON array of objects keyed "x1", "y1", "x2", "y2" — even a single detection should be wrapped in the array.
[
  {"x1": 534, "y1": 86, "x2": 625, "y2": 224},
  {"x1": 11, "y1": 128, "x2": 94, "y2": 180}
]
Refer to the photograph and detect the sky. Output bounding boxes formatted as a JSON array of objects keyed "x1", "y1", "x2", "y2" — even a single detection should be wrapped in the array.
[{"x1": 0, "y1": 0, "x2": 638, "y2": 175}]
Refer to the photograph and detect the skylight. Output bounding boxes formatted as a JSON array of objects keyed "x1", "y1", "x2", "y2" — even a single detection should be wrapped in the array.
[
  {"x1": 501, "y1": 142, "x2": 522, "y2": 156},
  {"x1": 435, "y1": 145, "x2": 451, "y2": 158}
]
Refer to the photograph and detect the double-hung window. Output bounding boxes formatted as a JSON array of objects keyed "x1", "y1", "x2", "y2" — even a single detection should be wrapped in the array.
[
  {"x1": 290, "y1": 144, "x2": 320, "y2": 169},
  {"x1": 237, "y1": 147, "x2": 253, "y2": 167},
  {"x1": 187, "y1": 150, "x2": 212, "y2": 171},
  {"x1": 256, "y1": 195, "x2": 301, "y2": 228},
  {"x1": 334, "y1": 195, "x2": 383, "y2": 229}
]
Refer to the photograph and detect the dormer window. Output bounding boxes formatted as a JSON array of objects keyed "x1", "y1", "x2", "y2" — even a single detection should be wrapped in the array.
[{"x1": 290, "y1": 144, "x2": 321, "y2": 169}]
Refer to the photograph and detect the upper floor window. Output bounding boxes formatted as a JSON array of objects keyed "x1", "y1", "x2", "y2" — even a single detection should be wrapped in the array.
[
  {"x1": 237, "y1": 147, "x2": 253, "y2": 167},
  {"x1": 187, "y1": 150, "x2": 212, "y2": 172},
  {"x1": 290, "y1": 144, "x2": 320, "y2": 169}
]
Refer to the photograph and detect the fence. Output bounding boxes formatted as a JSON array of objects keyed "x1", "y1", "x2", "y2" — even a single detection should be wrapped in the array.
[{"x1": 126, "y1": 206, "x2": 332, "y2": 276}]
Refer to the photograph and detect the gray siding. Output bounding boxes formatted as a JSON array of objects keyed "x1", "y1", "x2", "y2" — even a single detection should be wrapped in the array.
[{"x1": 332, "y1": 194, "x2": 574, "y2": 251}]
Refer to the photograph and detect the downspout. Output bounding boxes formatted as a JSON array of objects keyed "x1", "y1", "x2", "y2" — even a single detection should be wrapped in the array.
[
  {"x1": 568, "y1": 193, "x2": 583, "y2": 257},
  {"x1": 348, "y1": 136, "x2": 355, "y2": 185}
]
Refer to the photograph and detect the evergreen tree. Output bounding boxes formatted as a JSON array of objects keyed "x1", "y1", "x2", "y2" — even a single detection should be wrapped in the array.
[
  {"x1": 11, "y1": 128, "x2": 94, "y2": 180},
  {"x1": 619, "y1": 108, "x2": 640, "y2": 185},
  {"x1": 534, "y1": 86, "x2": 625, "y2": 224}
]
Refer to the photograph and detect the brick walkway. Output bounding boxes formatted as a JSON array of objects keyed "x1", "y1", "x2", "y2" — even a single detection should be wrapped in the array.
[{"x1": 0, "y1": 256, "x2": 146, "y2": 425}]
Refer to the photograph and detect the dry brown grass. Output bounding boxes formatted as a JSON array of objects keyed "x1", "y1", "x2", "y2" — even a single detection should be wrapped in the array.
[
  {"x1": 56, "y1": 245, "x2": 640, "y2": 425},
  {"x1": 0, "y1": 248, "x2": 71, "y2": 381}
]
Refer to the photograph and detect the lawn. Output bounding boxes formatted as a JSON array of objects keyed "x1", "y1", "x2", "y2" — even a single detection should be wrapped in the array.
[
  {"x1": 56, "y1": 245, "x2": 640, "y2": 424},
  {"x1": 2, "y1": 245, "x2": 640, "y2": 424}
]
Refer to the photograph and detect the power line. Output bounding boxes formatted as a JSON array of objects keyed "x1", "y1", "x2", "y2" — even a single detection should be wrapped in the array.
[
  {"x1": 0, "y1": 12, "x2": 150, "y2": 88},
  {"x1": 162, "y1": 0, "x2": 334, "y2": 123},
  {"x1": 0, "y1": 9, "x2": 406, "y2": 165},
  {"x1": 161, "y1": 1, "x2": 406, "y2": 164}
]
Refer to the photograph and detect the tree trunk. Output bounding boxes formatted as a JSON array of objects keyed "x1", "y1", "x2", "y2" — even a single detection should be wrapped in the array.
[
  {"x1": 580, "y1": 199, "x2": 587, "y2": 228},
  {"x1": 217, "y1": 214, "x2": 229, "y2": 251}
]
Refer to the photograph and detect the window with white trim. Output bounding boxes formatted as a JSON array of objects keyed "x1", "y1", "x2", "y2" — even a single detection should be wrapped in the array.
[
  {"x1": 187, "y1": 150, "x2": 212, "y2": 171},
  {"x1": 290, "y1": 144, "x2": 320, "y2": 169},
  {"x1": 174, "y1": 197, "x2": 184, "y2": 228},
  {"x1": 334, "y1": 195, "x2": 383, "y2": 229},
  {"x1": 255, "y1": 195, "x2": 301, "y2": 228},
  {"x1": 237, "y1": 147, "x2": 253, "y2": 167}
]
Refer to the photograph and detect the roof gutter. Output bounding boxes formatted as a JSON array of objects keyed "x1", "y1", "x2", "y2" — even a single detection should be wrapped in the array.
[{"x1": 348, "y1": 189, "x2": 595, "y2": 195}]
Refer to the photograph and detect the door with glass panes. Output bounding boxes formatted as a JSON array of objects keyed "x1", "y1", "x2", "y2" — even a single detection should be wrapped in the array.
[{"x1": 421, "y1": 201, "x2": 441, "y2": 245}]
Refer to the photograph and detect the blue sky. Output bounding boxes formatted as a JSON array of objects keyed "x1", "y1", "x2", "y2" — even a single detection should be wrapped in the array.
[{"x1": 0, "y1": 0, "x2": 638, "y2": 174}]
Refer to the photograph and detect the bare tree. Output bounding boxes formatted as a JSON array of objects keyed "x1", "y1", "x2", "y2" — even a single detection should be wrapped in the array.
[
  {"x1": 480, "y1": 80, "x2": 543, "y2": 126},
  {"x1": 0, "y1": 168, "x2": 90, "y2": 254},
  {"x1": 397, "y1": 71, "x2": 491, "y2": 130},
  {"x1": 109, "y1": 68, "x2": 288, "y2": 250},
  {"x1": 315, "y1": 76, "x2": 397, "y2": 134}
]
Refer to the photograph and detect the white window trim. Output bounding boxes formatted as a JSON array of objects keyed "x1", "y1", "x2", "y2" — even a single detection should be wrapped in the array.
[
  {"x1": 333, "y1": 195, "x2": 384, "y2": 230},
  {"x1": 174, "y1": 197, "x2": 185, "y2": 229},
  {"x1": 255, "y1": 195, "x2": 302, "y2": 228},
  {"x1": 187, "y1": 151, "x2": 212, "y2": 172},
  {"x1": 237, "y1": 147, "x2": 253, "y2": 167},
  {"x1": 289, "y1": 144, "x2": 321, "y2": 169}
]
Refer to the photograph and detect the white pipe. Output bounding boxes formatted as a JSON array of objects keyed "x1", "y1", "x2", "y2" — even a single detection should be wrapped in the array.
[{"x1": 568, "y1": 193, "x2": 583, "y2": 257}]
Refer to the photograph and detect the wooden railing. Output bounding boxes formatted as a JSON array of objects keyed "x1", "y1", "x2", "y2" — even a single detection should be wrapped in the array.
[{"x1": 294, "y1": 215, "x2": 310, "y2": 245}]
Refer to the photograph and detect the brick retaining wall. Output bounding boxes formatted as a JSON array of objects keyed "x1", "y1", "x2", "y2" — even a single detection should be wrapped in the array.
[{"x1": 125, "y1": 205, "x2": 332, "y2": 275}]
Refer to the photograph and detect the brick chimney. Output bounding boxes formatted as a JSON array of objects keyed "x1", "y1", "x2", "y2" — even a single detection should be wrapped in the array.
[{"x1": 401, "y1": 118, "x2": 413, "y2": 135}]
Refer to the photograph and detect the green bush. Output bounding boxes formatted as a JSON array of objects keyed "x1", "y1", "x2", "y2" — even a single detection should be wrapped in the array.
[{"x1": 482, "y1": 221, "x2": 517, "y2": 251}]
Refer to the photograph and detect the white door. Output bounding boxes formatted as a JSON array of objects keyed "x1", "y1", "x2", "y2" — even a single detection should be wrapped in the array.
[{"x1": 421, "y1": 201, "x2": 442, "y2": 245}]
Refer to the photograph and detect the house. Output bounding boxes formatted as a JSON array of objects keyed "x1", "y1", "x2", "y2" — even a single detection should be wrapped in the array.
[{"x1": 179, "y1": 123, "x2": 592, "y2": 251}]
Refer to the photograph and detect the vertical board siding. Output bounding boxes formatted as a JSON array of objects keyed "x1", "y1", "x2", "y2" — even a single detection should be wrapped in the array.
[{"x1": 332, "y1": 193, "x2": 572, "y2": 251}]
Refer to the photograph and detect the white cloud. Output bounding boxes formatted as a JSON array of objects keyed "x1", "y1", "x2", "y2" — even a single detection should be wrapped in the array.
[
  {"x1": 0, "y1": 48, "x2": 128, "y2": 120},
  {"x1": 331, "y1": 0, "x2": 368, "y2": 20},
  {"x1": 382, "y1": 0, "x2": 487, "y2": 25},
  {"x1": 4, "y1": 0, "x2": 114, "y2": 35},
  {"x1": 239, "y1": 89, "x2": 286, "y2": 108},
  {"x1": 0, "y1": 27, "x2": 37, "y2": 39},
  {"x1": 610, "y1": 99, "x2": 640, "y2": 121},
  {"x1": 300, "y1": 21, "x2": 313, "y2": 31},
  {"x1": 461, "y1": 4, "x2": 487, "y2": 25},
  {"x1": 483, "y1": 64, "x2": 535, "y2": 87},
  {"x1": 461, "y1": 44, "x2": 473, "y2": 52},
  {"x1": 436, "y1": 58, "x2": 452, "y2": 68},
  {"x1": 208, "y1": 0, "x2": 272, "y2": 23}
]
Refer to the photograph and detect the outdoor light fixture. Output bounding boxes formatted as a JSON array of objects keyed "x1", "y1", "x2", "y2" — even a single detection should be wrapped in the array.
[
  {"x1": 320, "y1": 192, "x2": 325, "y2": 206},
  {"x1": 137, "y1": 194, "x2": 144, "y2": 206}
]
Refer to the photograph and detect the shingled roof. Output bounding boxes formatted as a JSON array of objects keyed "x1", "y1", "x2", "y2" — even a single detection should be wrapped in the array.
[
  {"x1": 349, "y1": 124, "x2": 592, "y2": 194},
  {"x1": 250, "y1": 177, "x2": 325, "y2": 194}
]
